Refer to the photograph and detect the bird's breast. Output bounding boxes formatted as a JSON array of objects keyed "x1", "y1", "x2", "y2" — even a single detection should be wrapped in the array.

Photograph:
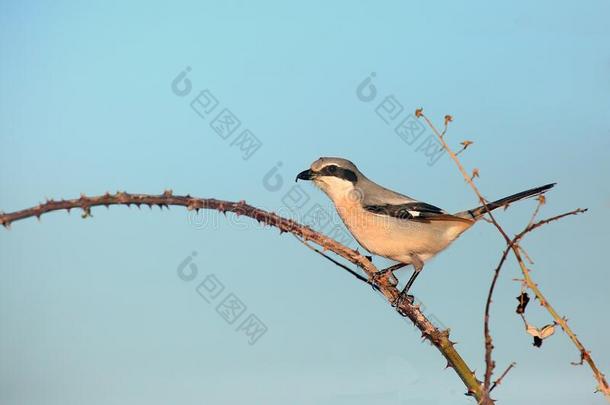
[{"x1": 333, "y1": 198, "x2": 470, "y2": 263}]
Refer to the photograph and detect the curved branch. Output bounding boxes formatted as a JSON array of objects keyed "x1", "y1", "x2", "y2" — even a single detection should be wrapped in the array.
[
  {"x1": 483, "y1": 243, "x2": 513, "y2": 394},
  {"x1": 1, "y1": 191, "x2": 485, "y2": 401}
]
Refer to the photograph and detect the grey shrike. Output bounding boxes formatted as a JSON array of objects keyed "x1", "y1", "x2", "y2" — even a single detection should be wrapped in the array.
[{"x1": 296, "y1": 157, "x2": 555, "y2": 302}]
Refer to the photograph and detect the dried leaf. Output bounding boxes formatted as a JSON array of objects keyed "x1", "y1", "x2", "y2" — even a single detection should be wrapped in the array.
[
  {"x1": 444, "y1": 115, "x2": 453, "y2": 125},
  {"x1": 516, "y1": 292, "x2": 530, "y2": 314},
  {"x1": 526, "y1": 322, "x2": 556, "y2": 348},
  {"x1": 540, "y1": 324, "x2": 556, "y2": 339},
  {"x1": 471, "y1": 168, "x2": 480, "y2": 179},
  {"x1": 460, "y1": 140, "x2": 474, "y2": 148},
  {"x1": 536, "y1": 194, "x2": 546, "y2": 205},
  {"x1": 526, "y1": 324, "x2": 540, "y2": 337},
  {"x1": 415, "y1": 108, "x2": 423, "y2": 118}
]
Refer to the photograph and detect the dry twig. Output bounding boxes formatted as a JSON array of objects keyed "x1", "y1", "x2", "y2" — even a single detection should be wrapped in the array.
[
  {"x1": 418, "y1": 110, "x2": 609, "y2": 402},
  {"x1": 490, "y1": 362, "x2": 516, "y2": 392}
]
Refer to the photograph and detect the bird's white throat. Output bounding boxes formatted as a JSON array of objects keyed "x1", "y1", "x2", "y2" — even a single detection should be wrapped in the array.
[{"x1": 314, "y1": 176, "x2": 358, "y2": 204}]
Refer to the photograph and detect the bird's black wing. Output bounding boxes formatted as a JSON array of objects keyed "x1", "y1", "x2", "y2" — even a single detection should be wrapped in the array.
[{"x1": 364, "y1": 202, "x2": 447, "y2": 220}]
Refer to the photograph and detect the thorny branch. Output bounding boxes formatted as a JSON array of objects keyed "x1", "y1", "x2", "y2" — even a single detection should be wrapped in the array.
[
  {"x1": 0, "y1": 119, "x2": 604, "y2": 403},
  {"x1": 0, "y1": 191, "x2": 485, "y2": 401},
  {"x1": 417, "y1": 109, "x2": 610, "y2": 402},
  {"x1": 483, "y1": 204, "x2": 587, "y2": 401},
  {"x1": 490, "y1": 362, "x2": 516, "y2": 392},
  {"x1": 483, "y1": 241, "x2": 513, "y2": 397}
]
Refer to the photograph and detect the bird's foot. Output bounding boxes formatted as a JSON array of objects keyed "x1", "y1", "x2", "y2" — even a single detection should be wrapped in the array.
[
  {"x1": 369, "y1": 268, "x2": 398, "y2": 289},
  {"x1": 369, "y1": 263, "x2": 405, "y2": 289},
  {"x1": 393, "y1": 291, "x2": 415, "y2": 315}
]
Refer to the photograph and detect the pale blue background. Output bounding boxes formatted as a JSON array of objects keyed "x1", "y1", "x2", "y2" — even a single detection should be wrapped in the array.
[{"x1": 1, "y1": 1, "x2": 609, "y2": 404}]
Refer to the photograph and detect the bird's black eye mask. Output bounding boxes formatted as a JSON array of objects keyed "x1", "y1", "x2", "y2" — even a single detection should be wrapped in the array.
[{"x1": 317, "y1": 165, "x2": 358, "y2": 183}]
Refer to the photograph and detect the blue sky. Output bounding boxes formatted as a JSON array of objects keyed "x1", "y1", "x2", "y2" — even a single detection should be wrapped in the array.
[{"x1": 1, "y1": 1, "x2": 609, "y2": 404}]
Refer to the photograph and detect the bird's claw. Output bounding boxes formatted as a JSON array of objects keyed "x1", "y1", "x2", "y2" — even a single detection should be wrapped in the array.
[
  {"x1": 393, "y1": 291, "x2": 415, "y2": 314},
  {"x1": 369, "y1": 269, "x2": 398, "y2": 289}
]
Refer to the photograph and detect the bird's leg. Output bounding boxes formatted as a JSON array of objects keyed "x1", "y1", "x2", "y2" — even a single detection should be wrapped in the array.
[
  {"x1": 370, "y1": 262, "x2": 406, "y2": 288},
  {"x1": 395, "y1": 255, "x2": 424, "y2": 309}
]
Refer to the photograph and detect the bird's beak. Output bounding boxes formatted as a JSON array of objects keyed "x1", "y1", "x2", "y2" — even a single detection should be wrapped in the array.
[{"x1": 295, "y1": 169, "x2": 314, "y2": 182}]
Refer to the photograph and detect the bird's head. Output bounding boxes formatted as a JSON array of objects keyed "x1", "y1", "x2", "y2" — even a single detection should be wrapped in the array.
[{"x1": 296, "y1": 157, "x2": 363, "y2": 202}]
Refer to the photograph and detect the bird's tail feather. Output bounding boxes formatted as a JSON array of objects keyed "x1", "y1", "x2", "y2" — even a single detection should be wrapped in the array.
[{"x1": 456, "y1": 183, "x2": 556, "y2": 220}]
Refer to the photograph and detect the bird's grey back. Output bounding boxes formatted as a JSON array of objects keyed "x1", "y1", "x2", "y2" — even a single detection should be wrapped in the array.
[{"x1": 358, "y1": 176, "x2": 418, "y2": 205}]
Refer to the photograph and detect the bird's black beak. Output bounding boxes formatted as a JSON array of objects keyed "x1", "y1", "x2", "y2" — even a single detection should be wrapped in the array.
[{"x1": 295, "y1": 169, "x2": 314, "y2": 182}]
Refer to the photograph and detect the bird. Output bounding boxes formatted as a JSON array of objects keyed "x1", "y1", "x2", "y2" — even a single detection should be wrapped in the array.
[{"x1": 295, "y1": 157, "x2": 555, "y2": 303}]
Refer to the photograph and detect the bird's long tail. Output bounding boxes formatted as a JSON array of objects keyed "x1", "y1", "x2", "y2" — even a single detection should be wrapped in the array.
[{"x1": 456, "y1": 183, "x2": 556, "y2": 220}]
